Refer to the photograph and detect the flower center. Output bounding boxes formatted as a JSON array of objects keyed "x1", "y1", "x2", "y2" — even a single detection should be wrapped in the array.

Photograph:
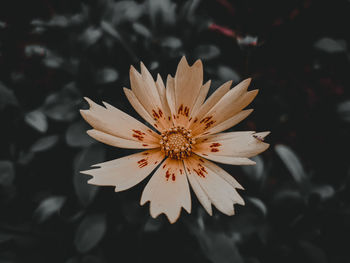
[{"x1": 160, "y1": 126, "x2": 196, "y2": 159}]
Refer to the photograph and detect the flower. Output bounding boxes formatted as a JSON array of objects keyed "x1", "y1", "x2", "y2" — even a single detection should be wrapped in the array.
[{"x1": 80, "y1": 57, "x2": 270, "y2": 223}]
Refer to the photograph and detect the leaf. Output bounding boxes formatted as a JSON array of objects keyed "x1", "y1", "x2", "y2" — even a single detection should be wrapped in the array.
[
  {"x1": 144, "y1": 217, "x2": 163, "y2": 232},
  {"x1": 132, "y1": 22, "x2": 152, "y2": 38},
  {"x1": 161, "y1": 36, "x2": 182, "y2": 49},
  {"x1": 194, "y1": 230, "x2": 243, "y2": 263},
  {"x1": 299, "y1": 240, "x2": 328, "y2": 263},
  {"x1": 148, "y1": 0, "x2": 176, "y2": 27},
  {"x1": 95, "y1": 68, "x2": 119, "y2": 84},
  {"x1": 247, "y1": 196, "x2": 267, "y2": 217},
  {"x1": 43, "y1": 83, "x2": 80, "y2": 122},
  {"x1": 25, "y1": 110, "x2": 48, "y2": 133},
  {"x1": 30, "y1": 135, "x2": 59, "y2": 153},
  {"x1": 65, "y1": 120, "x2": 94, "y2": 147},
  {"x1": 79, "y1": 27, "x2": 103, "y2": 48},
  {"x1": 0, "y1": 81, "x2": 18, "y2": 109},
  {"x1": 242, "y1": 156, "x2": 265, "y2": 181},
  {"x1": 314, "y1": 38, "x2": 347, "y2": 53},
  {"x1": 33, "y1": 196, "x2": 66, "y2": 223},
  {"x1": 216, "y1": 66, "x2": 240, "y2": 83},
  {"x1": 0, "y1": 160, "x2": 15, "y2": 186},
  {"x1": 194, "y1": 45, "x2": 220, "y2": 60},
  {"x1": 337, "y1": 100, "x2": 350, "y2": 122},
  {"x1": 74, "y1": 213, "x2": 107, "y2": 253},
  {"x1": 24, "y1": 44, "x2": 46, "y2": 58},
  {"x1": 73, "y1": 144, "x2": 105, "y2": 206},
  {"x1": 310, "y1": 185, "x2": 335, "y2": 201},
  {"x1": 275, "y1": 144, "x2": 306, "y2": 183}
]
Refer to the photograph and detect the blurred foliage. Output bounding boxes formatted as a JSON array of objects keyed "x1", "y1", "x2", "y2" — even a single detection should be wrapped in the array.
[{"x1": 1, "y1": 0, "x2": 350, "y2": 262}]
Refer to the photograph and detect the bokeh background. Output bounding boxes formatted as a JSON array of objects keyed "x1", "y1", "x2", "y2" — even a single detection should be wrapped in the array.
[{"x1": 1, "y1": 0, "x2": 350, "y2": 262}]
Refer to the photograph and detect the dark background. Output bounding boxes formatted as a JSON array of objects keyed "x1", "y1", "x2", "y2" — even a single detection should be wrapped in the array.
[{"x1": 1, "y1": 0, "x2": 350, "y2": 262}]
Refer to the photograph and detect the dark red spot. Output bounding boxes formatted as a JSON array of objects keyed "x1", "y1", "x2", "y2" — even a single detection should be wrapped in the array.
[
  {"x1": 158, "y1": 109, "x2": 163, "y2": 117},
  {"x1": 168, "y1": 116, "x2": 171, "y2": 121},
  {"x1": 253, "y1": 135, "x2": 264, "y2": 142},
  {"x1": 154, "y1": 161, "x2": 158, "y2": 164},
  {"x1": 204, "y1": 120, "x2": 215, "y2": 130},
  {"x1": 194, "y1": 118, "x2": 198, "y2": 123},
  {"x1": 142, "y1": 152, "x2": 149, "y2": 155},
  {"x1": 189, "y1": 117, "x2": 192, "y2": 122},
  {"x1": 166, "y1": 169, "x2": 171, "y2": 180},
  {"x1": 152, "y1": 109, "x2": 160, "y2": 119},
  {"x1": 184, "y1": 107, "x2": 189, "y2": 117},
  {"x1": 202, "y1": 153, "x2": 208, "y2": 156},
  {"x1": 199, "y1": 158, "x2": 204, "y2": 163},
  {"x1": 133, "y1": 134, "x2": 144, "y2": 141},
  {"x1": 178, "y1": 104, "x2": 184, "y2": 115},
  {"x1": 211, "y1": 148, "x2": 219, "y2": 152},
  {"x1": 137, "y1": 159, "x2": 148, "y2": 168},
  {"x1": 210, "y1": 142, "x2": 221, "y2": 148},
  {"x1": 148, "y1": 129, "x2": 153, "y2": 133},
  {"x1": 187, "y1": 167, "x2": 191, "y2": 173},
  {"x1": 173, "y1": 114, "x2": 176, "y2": 119},
  {"x1": 163, "y1": 164, "x2": 167, "y2": 168},
  {"x1": 172, "y1": 174, "x2": 176, "y2": 181},
  {"x1": 180, "y1": 169, "x2": 183, "y2": 174},
  {"x1": 202, "y1": 138, "x2": 208, "y2": 142},
  {"x1": 142, "y1": 144, "x2": 148, "y2": 146},
  {"x1": 200, "y1": 116, "x2": 212, "y2": 124},
  {"x1": 154, "y1": 124, "x2": 158, "y2": 128}
]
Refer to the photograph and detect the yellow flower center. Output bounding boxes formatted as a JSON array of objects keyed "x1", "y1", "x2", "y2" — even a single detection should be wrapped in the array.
[{"x1": 160, "y1": 126, "x2": 196, "y2": 159}]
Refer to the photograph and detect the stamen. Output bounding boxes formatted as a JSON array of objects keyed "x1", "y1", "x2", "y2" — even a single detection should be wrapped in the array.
[{"x1": 160, "y1": 126, "x2": 195, "y2": 159}]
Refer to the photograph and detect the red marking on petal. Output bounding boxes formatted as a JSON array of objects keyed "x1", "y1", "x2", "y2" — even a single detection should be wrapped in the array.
[
  {"x1": 184, "y1": 107, "x2": 189, "y2": 117},
  {"x1": 172, "y1": 173, "x2": 176, "y2": 181},
  {"x1": 158, "y1": 109, "x2": 163, "y2": 118},
  {"x1": 200, "y1": 116, "x2": 212, "y2": 124},
  {"x1": 210, "y1": 142, "x2": 221, "y2": 147},
  {"x1": 154, "y1": 124, "x2": 158, "y2": 128},
  {"x1": 211, "y1": 148, "x2": 219, "y2": 152},
  {"x1": 168, "y1": 116, "x2": 171, "y2": 121},
  {"x1": 142, "y1": 152, "x2": 149, "y2": 155},
  {"x1": 132, "y1": 134, "x2": 144, "y2": 141},
  {"x1": 204, "y1": 120, "x2": 215, "y2": 130},
  {"x1": 154, "y1": 161, "x2": 158, "y2": 164},
  {"x1": 199, "y1": 158, "x2": 204, "y2": 163},
  {"x1": 189, "y1": 117, "x2": 192, "y2": 122},
  {"x1": 194, "y1": 118, "x2": 198, "y2": 123},
  {"x1": 202, "y1": 153, "x2": 208, "y2": 156},
  {"x1": 180, "y1": 169, "x2": 183, "y2": 174},
  {"x1": 152, "y1": 109, "x2": 160, "y2": 119},
  {"x1": 142, "y1": 144, "x2": 148, "y2": 146},
  {"x1": 137, "y1": 159, "x2": 148, "y2": 168},
  {"x1": 173, "y1": 114, "x2": 176, "y2": 119},
  {"x1": 163, "y1": 164, "x2": 167, "y2": 168},
  {"x1": 178, "y1": 104, "x2": 184, "y2": 115},
  {"x1": 187, "y1": 167, "x2": 191, "y2": 173}
]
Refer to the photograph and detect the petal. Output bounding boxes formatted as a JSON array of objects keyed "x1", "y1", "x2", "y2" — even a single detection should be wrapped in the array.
[
  {"x1": 195, "y1": 131, "x2": 270, "y2": 158},
  {"x1": 81, "y1": 149, "x2": 164, "y2": 192},
  {"x1": 189, "y1": 80, "x2": 231, "y2": 128},
  {"x1": 188, "y1": 80, "x2": 211, "y2": 127},
  {"x1": 184, "y1": 155, "x2": 244, "y2": 216},
  {"x1": 129, "y1": 63, "x2": 169, "y2": 130},
  {"x1": 197, "y1": 109, "x2": 253, "y2": 136},
  {"x1": 123, "y1": 88, "x2": 165, "y2": 131},
  {"x1": 173, "y1": 57, "x2": 203, "y2": 126},
  {"x1": 87, "y1": 129, "x2": 159, "y2": 149},
  {"x1": 155, "y1": 74, "x2": 173, "y2": 128},
  {"x1": 166, "y1": 75, "x2": 177, "y2": 122},
  {"x1": 192, "y1": 78, "x2": 256, "y2": 136},
  {"x1": 140, "y1": 158, "x2": 191, "y2": 223},
  {"x1": 80, "y1": 98, "x2": 160, "y2": 144}
]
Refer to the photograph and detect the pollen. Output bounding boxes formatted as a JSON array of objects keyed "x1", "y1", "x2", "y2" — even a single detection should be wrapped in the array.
[{"x1": 160, "y1": 126, "x2": 196, "y2": 159}]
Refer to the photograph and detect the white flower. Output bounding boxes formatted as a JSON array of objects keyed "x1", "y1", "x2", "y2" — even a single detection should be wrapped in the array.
[{"x1": 80, "y1": 57, "x2": 270, "y2": 223}]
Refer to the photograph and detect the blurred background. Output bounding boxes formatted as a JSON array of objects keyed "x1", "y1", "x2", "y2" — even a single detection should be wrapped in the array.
[{"x1": 0, "y1": 0, "x2": 350, "y2": 262}]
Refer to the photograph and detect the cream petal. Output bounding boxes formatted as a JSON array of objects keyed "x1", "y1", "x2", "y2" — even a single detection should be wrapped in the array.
[
  {"x1": 194, "y1": 153, "x2": 256, "y2": 165},
  {"x1": 188, "y1": 80, "x2": 231, "y2": 130},
  {"x1": 140, "y1": 158, "x2": 191, "y2": 223},
  {"x1": 123, "y1": 88, "x2": 165, "y2": 131},
  {"x1": 129, "y1": 64, "x2": 169, "y2": 130},
  {"x1": 184, "y1": 156, "x2": 244, "y2": 216},
  {"x1": 155, "y1": 74, "x2": 173, "y2": 128},
  {"x1": 80, "y1": 98, "x2": 160, "y2": 145},
  {"x1": 191, "y1": 78, "x2": 256, "y2": 136},
  {"x1": 195, "y1": 131, "x2": 270, "y2": 158},
  {"x1": 174, "y1": 57, "x2": 203, "y2": 126},
  {"x1": 81, "y1": 149, "x2": 164, "y2": 192},
  {"x1": 187, "y1": 80, "x2": 211, "y2": 128},
  {"x1": 87, "y1": 129, "x2": 159, "y2": 149},
  {"x1": 166, "y1": 75, "x2": 177, "y2": 123},
  {"x1": 185, "y1": 162, "x2": 213, "y2": 215}
]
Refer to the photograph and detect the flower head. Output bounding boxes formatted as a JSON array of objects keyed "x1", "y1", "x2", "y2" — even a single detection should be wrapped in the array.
[{"x1": 80, "y1": 57, "x2": 270, "y2": 223}]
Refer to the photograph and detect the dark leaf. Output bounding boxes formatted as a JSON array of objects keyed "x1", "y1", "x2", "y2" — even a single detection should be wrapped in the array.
[
  {"x1": 337, "y1": 100, "x2": 350, "y2": 122},
  {"x1": 74, "y1": 213, "x2": 107, "y2": 253},
  {"x1": 299, "y1": 240, "x2": 328, "y2": 263},
  {"x1": 314, "y1": 38, "x2": 347, "y2": 53},
  {"x1": 95, "y1": 68, "x2": 119, "y2": 84},
  {"x1": 25, "y1": 110, "x2": 48, "y2": 133},
  {"x1": 66, "y1": 120, "x2": 94, "y2": 147},
  {"x1": 30, "y1": 135, "x2": 59, "y2": 153},
  {"x1": 0, "y1": 160, "x2": 15, "y2": 186},
  {"x1": 194, "y1": 45, "x2": 220, "y2": 60},
  {"x1": 216, "y1": 66, "x2": 240, "y2": 83},
  {"x1": 275, "y1": 144, "x2": 306, "y2": 183},
  {"x1": 73, "y1": 144, "x2": 105, "y2": 206},
  {"x1": 33, "y1": 196, "x2": 66, "y2": 223},
  {"x1": 0, "y1": 82, "x2": 18, "y2": 109}
]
